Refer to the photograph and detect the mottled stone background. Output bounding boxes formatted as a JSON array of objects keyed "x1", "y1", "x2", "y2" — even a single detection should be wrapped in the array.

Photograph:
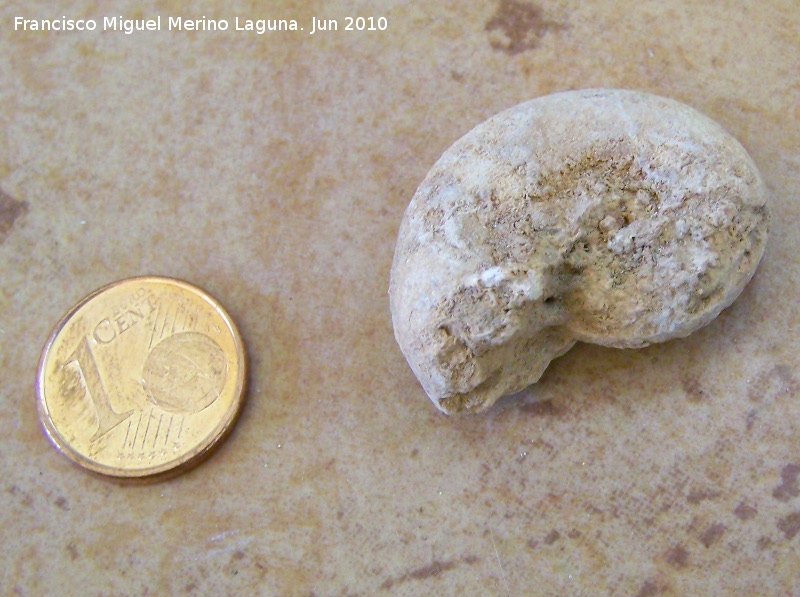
[{"x1": 1, "y1": 1, "x2": 798, "y2": 595}]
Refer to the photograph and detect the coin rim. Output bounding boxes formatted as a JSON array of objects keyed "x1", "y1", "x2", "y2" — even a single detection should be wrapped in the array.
[{"x1": 35, "y1": 276, "x2": 247, "y2": 481}]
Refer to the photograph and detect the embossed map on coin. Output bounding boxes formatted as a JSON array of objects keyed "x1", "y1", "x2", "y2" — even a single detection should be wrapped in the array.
[{"x1": 143, "y1": 332, "x2": 227, "y2": 414}]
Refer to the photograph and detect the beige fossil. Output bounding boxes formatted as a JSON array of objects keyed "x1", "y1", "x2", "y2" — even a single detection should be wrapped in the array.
[{"x1": 390, "y1": 89, "x2": 769, "y2": 414}]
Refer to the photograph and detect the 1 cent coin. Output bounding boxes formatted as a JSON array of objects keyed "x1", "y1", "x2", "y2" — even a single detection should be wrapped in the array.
[{"x1": 36, "y1": 276, "x2": 246, "y2": 480}]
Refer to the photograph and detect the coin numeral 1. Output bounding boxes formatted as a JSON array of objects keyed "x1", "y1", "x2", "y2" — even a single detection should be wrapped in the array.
[{"x1": 66, "y1": 336, "x2": 134, "y2": 441}]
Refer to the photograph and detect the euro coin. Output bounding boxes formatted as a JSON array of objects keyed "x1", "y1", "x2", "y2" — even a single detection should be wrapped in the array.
[{"x1": 36, "y1": 277, "x2": 246, "y2": 480}]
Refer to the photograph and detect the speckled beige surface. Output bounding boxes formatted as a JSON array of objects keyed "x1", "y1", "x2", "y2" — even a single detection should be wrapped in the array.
[{"x1": 1, "y1": 1, "x2": 799, "y2": 595}]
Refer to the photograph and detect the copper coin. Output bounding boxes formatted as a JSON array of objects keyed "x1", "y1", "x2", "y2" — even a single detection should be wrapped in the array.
[{"x1": 36, "y1": 276, "x2": 246, "y2": 480}]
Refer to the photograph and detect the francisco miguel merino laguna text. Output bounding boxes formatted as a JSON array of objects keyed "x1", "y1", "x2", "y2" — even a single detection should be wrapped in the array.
[{"x1": 14, "y1": 15, "x2": 389, "y2": 35}]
